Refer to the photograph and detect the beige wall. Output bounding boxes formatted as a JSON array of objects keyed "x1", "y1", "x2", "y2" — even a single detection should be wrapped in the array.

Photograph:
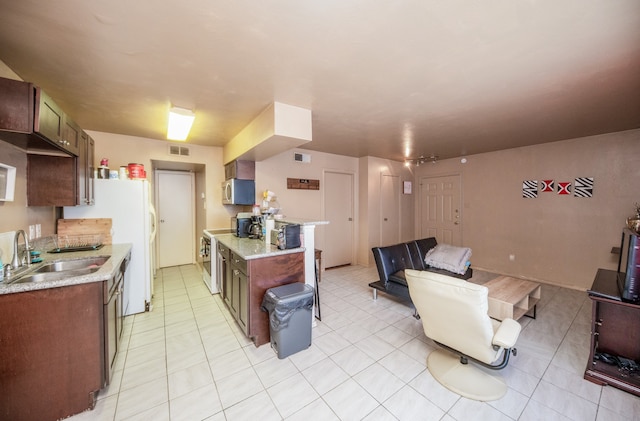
[
  {"x1": 88, "y1": 131, "x2": 232, "y2": 229},
  {"x1": 2, "y1": 125, "x2": 638, "y2": 291},
  {"x1": 414, "y1": 129, "x2": 640, "y2": 290},
  {"x1": 256, "y1": 149, "x2": 360, "y2": 259},
  {"x1": 0, "y1": 141, "x2": 57, "y2": 236},
  {"x1": 359, "y1": 156, "x2": 415, "y2": 266}
]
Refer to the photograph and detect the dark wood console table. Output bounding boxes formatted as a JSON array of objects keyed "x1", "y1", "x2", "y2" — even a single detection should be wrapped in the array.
[{"x1": 584, "y1": 268, "x2": 640, "y2": 396}]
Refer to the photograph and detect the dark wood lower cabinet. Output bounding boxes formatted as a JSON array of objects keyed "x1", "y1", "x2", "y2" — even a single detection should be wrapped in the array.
[
  {"x1": 104, "y1": 257, "x2": 126, "y2": 386},
  {"x1": 247, "y1": 252, "x2": 305, "y2": 346},
  {"x1": 0, "y1": 251, "x2": 128, "y2": 421},
  {"x1": 584, "y1": 269, "x2": 640, "y2": 396},
  {"x1": 220, "y1": 248, "x2": 305, "y2": 347},
  {"x1": 0, "y1": 283, "x2": 104, "y2": 421}
]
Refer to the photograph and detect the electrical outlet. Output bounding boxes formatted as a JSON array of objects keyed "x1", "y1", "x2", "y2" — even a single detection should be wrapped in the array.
[
  {"x1": 36, "y1": 224, "x2": 41, "y2": 238},
  {"x1": 28, "y1": 225, "x2": 35, "y2": 240}
]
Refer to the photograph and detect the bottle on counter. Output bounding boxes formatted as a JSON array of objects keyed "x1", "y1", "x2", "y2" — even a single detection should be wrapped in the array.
[{"x1": 264, "y1": 217, "x2": 275, "y2": 242}]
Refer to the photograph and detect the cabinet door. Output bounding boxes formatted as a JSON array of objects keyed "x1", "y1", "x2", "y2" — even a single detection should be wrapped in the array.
[
  {"x1": 27, "y1": 154, "x2": 77, "y2": 206},
  {"x1": 224, "y1": 160, "x2": 255, "y2": 180},
  {"x1": 218, "y1": 244, "x2": 232, "y2": 309},
  {"x1": 62, "y1": 117, "x2": 81, "y2": 156},
  {"x1": 105, "y1": 273, "x2": 124, "y2": 387},
  {"x1": 596, "y1": 300, "x2": 640, "y2": 360},
  {"x1": 0, "y1": 77, "x2": 33, "y2": 133},
  {"x1": 34, "y1": 89, "x2": 63, "y2": 144},
  {"x1": 238, "y1": 271, "x2": 248, "y2": 333},
  {"x1": 76, "y1": 132, "x2": 95, "y2": 205},
  {"x1": 230, "y1": 267, "x2": 240, "y2": 319},
  {"x1": 86, "y1": 135, "x2": 95, "y2": 205},
  {"x1": 77, "y1": 132, "x2": 87, "y2": 205}
]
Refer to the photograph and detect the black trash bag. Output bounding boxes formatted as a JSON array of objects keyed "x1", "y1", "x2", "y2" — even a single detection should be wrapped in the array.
[{"x1": 261, "y1": 284, "x2": 314, "y2": 331}]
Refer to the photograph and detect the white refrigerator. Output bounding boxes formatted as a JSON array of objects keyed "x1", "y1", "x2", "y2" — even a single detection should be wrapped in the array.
[{"x1": 64, "y1": 179, "x2": 157, "y2": 316}]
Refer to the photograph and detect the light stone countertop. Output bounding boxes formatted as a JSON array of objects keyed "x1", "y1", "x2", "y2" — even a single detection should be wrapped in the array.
[
  {"x1": 214, "y1": 234, "x2": 304, "y2": 260},
  {"x1": 0, "y1": 243, "x2": 132, "y2": 295},
  {"x1": 277, "y1": 217, "x2": 329, "y2": 226}
]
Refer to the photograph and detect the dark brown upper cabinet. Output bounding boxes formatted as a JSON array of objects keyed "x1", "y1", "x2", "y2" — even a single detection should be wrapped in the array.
[{"x1": 0, "y1": 76, "x2": 79, "y2": 156}]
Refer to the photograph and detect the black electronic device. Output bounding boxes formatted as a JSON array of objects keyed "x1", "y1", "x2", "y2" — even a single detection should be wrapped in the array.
[{"x1": 617, "y1": 229, "x2": 640, "y2": 303}]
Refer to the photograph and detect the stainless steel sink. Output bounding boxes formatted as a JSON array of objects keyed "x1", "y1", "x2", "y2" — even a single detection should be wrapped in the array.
[
  {"x1": 7, "y1": 256, "x2": 110, "y2": 284},
  {"x1": 33, "y1": 256, "x2": 109, "y2": 273},
  {"x1": 11, "y1": 267, "x2": 101, "y2": 284}
]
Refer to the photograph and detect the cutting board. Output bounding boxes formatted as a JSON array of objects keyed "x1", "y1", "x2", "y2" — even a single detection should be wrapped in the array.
[
  {"x1": 0, "y1": 231, "x2": 16, "y2": 264},
  {"x1": 57, "y1": 218, "x2": 113, "y2": 244}
]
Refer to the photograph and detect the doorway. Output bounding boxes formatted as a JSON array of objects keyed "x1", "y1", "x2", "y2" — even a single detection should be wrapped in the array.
[
  {"x1": 156, "y1": 170, "x2": 196, "y2": 267},
  {"x1": 419, "y1": 174, "x2": 462, "y2": 245},
  {"x1": 323, "y1": 171, "x2": 354, "y2": 268},
  {"x1": 380, "y1": 173, "x2": 401, "y2": 246}
]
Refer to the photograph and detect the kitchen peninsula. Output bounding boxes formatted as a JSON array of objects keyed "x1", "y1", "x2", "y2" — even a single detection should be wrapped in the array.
[{"x1": 215, "y1": 234, "x2": 305, "y2": 346}]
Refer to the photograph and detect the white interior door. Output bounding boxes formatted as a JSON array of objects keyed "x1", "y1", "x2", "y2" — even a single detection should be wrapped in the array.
[
  {"x1": 156, "y1": 170, "x2": 195, "y2": 267},
  {"x1": 419, "y1": 174, "x2": 462, "y2": 245},
  {"x1": 380, "y1": 173, "x2": 401, "y2": 246},
  {"x1": 323, "y1": 171, "x2": 354, "y2": 268}
]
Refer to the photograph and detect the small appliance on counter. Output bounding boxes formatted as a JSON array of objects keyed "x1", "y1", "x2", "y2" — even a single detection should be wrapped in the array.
[
  {"x1": 272, "y1": 221, "x2": 301, "y2": 249},
  {"x1": 232, "y1": 212, "x2": 253, "y2": 238},
  {"x1": 247, "y1": 215, "x2": 263, "y2": 239}
]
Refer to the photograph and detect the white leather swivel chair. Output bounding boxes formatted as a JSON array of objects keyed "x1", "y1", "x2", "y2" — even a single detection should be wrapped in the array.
[{"x1": 405, "y1": 269, "x2": 521, "y2": 401}]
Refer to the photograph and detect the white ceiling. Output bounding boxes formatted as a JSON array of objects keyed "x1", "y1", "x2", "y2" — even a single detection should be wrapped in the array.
[{"x1": 1, "y1": 1, "x2": 639, "y2": 162}]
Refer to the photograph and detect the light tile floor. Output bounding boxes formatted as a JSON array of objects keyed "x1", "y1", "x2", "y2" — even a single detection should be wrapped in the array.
[{"x1": 68, "y1": 264, "x2": 640, "y2": 421}]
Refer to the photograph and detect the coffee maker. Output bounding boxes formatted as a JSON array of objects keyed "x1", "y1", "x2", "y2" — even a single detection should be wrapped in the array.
[{"x1": 247, "y1": 215, "x2": 263, "y2": 239}]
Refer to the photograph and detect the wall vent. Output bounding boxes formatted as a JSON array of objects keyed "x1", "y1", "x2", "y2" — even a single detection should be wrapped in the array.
[
  {"x1": 168, "y1": 145, "x2": 190, "y2": 156},
  {"x1": 293, "y1": 152, "x2": 311, "y2": 163}
]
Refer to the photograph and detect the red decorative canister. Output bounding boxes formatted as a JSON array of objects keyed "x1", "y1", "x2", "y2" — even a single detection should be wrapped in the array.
[{"x1": 128, "y1": 163, "x2": 144, "y2": 179}]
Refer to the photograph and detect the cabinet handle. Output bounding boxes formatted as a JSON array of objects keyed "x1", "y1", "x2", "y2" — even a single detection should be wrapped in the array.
[
  {"x1": 234, "y1": 259, "x2": 240, "y2": 263},
  {"x1": 233, "y1": 269, "x2": 239, "y2": 275},
  {"x1": 595, "y1": 321, "x2": 602, "y2": 326}
]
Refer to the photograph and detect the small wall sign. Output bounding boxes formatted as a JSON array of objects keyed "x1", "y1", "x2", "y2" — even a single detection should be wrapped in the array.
[{"x1": 287, "y1": 178, "x2": 320, "y2": 190}]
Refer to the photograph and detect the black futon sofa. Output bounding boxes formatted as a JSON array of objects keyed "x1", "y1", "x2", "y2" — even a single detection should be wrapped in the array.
[{"x1": 370, "y1": 237, "x2": 472, "y2": 301}]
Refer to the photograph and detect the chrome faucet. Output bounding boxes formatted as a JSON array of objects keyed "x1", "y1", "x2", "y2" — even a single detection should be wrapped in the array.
[{"x1": 11, "y1": 230, "x2": 31, "y2": 269}]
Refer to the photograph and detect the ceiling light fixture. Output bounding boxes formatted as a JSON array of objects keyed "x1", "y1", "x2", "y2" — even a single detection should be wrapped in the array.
[
  {"x1": 167, "y1": 106, "x2": 195, "y2": 141},
  {"x1": 404, "y1": 154, "x2": 439, "y2": 166}
]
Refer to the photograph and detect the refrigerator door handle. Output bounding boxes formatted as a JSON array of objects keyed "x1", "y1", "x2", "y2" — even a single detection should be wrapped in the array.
[{"x1": 149, "y1": 204, "x2": 158, "y2": 243}]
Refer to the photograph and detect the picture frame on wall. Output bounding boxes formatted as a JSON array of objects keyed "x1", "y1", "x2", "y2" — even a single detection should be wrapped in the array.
[{"x1": 403, "y1": 181, "x2": 412, "y2": 195}]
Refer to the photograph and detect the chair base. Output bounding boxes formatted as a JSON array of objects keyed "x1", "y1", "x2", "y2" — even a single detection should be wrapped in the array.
[{"x1": 427, "y1": 349, "x2": 507, "y2": 401}]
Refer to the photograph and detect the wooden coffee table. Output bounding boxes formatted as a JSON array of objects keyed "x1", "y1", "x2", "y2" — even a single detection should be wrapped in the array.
[{"x1": 483, "y1": 276, "x2": 541, "y2": 321}]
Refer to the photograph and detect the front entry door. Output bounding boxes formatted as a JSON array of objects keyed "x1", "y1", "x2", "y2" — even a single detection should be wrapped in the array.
[
  {"x1": 419, "y1": 174, "x2": 462, "y2": 245},
  {"x1": 156, "y1": 170, "x2": 195, "y2": 267}
]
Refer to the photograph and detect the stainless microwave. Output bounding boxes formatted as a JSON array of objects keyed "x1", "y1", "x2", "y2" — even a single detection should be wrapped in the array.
[{"x1": 221, "y1": 179, "x2": 255, "y2": 205}]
